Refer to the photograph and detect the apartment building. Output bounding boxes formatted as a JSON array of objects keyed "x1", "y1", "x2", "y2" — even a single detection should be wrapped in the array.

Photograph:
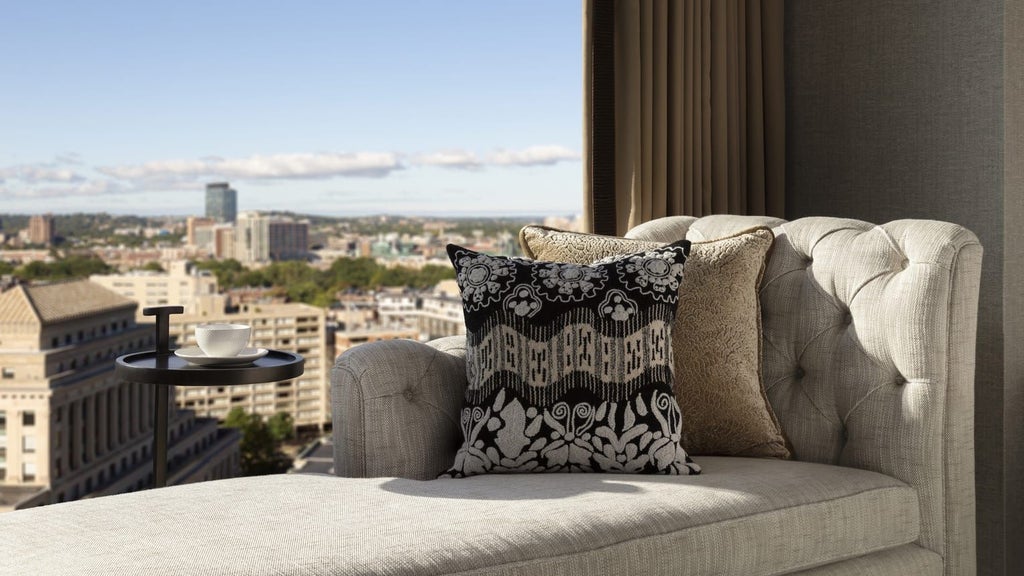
[
  {"x1": 374, "y1": 288, "x2": 420, "y2": 329},
  {"x1": 334, "y1": 327, "x2": 419, "y2": 360},
  {"x1": 373, "y1": 281, "x2": 465, "y2": 341},
  {"x1": 0, "y1": 280, "x2": 239, "y2": 512},
  {"x1": 186, "y1": 216, "x2": 216, "y2": 247},
  {"x1": 26, "y1": 214, "x2": 55, "y2": 246},
  {"x1": 169, "y1": 302, "x2": 329, "y2": 430},
  {"x1": 212, "y1": 224, "x2": 235, "y2": 260},
  {"x1": 90, "y1": 261, "x2": 226, "y2": 322},
  {"x1": 235, "y1": 212, "x2": 310, "y2": 265},
  {"x1": 416, "y1": 279, "x2": 465, "y2": 341}
]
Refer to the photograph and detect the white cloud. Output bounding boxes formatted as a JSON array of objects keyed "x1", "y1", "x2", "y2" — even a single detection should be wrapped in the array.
[
  {"x1": 487, "y1": 145, "x2": 580, "y2": 167},
  {"x1": 412, "y1": 150, "x2": 483, "y2": 170},
  {"x1": 411, "y1": 146, "x2": 580, "y2": 170},
  {"x1": 0, "y1": 145, "x2": 581, "y2": 202},
  {"x1": 0, "y1": 179, "x2": 126, "y2": 199},
  {"x1": 97, "y1": 152, "x2": 403, "y2": 182},
  {"x1": 97, "y1": 159, "x2": 208, "y2": 180},
  {"x1": 0, "y1": 164, "x2": 87, "y2": 183}
]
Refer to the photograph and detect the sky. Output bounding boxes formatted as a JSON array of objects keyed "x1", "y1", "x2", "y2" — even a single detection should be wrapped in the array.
[{"x1": 0, "y1": 1, "x2": 583, "y2": 217}]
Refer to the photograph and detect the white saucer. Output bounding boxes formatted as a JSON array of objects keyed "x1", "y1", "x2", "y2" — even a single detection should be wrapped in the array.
[{"x1": 174, "y1": 346, "x2": 268, "y2": 366}]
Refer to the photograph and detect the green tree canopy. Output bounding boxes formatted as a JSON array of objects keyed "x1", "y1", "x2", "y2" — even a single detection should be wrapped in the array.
[
  {"x1": 14, "y1": 254, "x2": 113, "y2": 281},
  {"x1": 190, "y1": 256, "x2": 453, "y2": 307},
  {"x1": 223, "y1": 408, "x2": 292, "y2": 476},
  {"x1": 327, "y1": 257, "x2": 378, "y2": 289},
  {"x1": 267, "y1": 412, "x2": 295, "y2": 442}
]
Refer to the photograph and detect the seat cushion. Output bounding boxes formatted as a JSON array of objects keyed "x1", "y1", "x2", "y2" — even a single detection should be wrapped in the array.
[{"x1": 0, "y1": 457, "x2": 919, "y2": 576}]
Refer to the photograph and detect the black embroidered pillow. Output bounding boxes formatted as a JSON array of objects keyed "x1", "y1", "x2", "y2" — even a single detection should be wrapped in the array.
[{"x1": 442, "y1": 242, "x2": 701, "y2": 477}]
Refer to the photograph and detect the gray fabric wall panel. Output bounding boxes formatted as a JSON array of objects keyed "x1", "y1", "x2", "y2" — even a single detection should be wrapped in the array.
[
  {"x1": 785, "y1": 2, "x2": 1017, "y2": 575},
  {"x1": 1003, "y1": 1, "x2": 1024, "y2": 574}
]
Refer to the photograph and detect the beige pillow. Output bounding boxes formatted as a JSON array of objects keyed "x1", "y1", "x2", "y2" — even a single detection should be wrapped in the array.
[{"x1": 520, "y1": 225, "x2": 790, "y2": 459}]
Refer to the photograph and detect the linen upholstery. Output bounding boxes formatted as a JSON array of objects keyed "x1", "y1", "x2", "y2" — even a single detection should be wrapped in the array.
[
  {"x1": 520, "y1": 225, "x2": 789, "y2": 458},
  {"x1": 792, "y1": 545, "x2": 941, "y2": 575},
  {"x1": 0, "y1": 457, "x2": 920, "y2": 576},
  {"x1": 334, "y1": 215, "x2": 981, "y2": 576},
  {"x1": 624, "y1": 214, "x2": 786, "y2": 243},
  {"x1": 626, "y1": 215, "x2": 981, "y2": 576},
  {"x1": 331, "y1": 337, "x2": 466, "y2": 479}
]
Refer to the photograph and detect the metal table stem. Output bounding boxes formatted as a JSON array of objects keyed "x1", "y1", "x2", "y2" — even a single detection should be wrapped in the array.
[{"x1": 114, "y1": 306, "x2": 304, "y2": 489}]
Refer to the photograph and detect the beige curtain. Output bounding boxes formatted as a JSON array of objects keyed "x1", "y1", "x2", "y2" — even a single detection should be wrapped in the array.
[{"x1": 585, "y1": 0, "x2": 785, "y2": 235}]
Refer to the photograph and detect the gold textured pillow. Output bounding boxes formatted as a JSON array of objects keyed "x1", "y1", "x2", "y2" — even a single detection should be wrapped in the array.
[{"x1": 520, "y1": 225, "x2": 790, "y2": 459}]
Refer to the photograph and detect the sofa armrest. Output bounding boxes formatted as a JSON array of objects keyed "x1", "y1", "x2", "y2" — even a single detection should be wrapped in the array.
[{"x1": 331, "y1": 336, "x2": 467, "y2": 480}]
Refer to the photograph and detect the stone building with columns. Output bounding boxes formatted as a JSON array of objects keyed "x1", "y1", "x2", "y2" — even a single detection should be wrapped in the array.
[{"x1": 0, "y1": 280, "x2": 240, "y2": 512}]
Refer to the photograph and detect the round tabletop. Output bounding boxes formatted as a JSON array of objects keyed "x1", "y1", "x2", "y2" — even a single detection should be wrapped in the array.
[{"x1": 115, "y1": 349, "x2": 304, "y2": 386}]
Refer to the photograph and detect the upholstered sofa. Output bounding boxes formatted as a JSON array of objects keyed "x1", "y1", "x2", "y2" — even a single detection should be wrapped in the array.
[{"x1": 0, "y1": 215, "x2": 981, "y2": 576}]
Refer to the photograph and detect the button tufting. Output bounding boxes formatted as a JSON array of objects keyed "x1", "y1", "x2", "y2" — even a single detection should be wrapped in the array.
[
  {"x1": 794, "y1": 367, "x2": 805, "y2": 380},
  {"x1": 894, "y1": 376, "x2": 906, "y2": 386},
  {"x1": 402, "y1": 388, "x2": 416, "y2": 401},
  {"x1": 843, "y1": 312, "x2": 853, "y2": 326}
]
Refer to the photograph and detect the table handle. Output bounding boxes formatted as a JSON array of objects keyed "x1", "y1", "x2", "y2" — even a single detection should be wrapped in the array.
[{"x1": 143, "y1": 306, "x2": 184, "y2": 355}]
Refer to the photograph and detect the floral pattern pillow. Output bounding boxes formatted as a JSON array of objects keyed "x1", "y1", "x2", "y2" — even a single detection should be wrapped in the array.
[{"x1": 442, "y1": 242, "x2": 701, "y2": 477}]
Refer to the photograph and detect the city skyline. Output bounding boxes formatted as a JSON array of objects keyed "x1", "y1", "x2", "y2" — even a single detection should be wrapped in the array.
[{"x1": 0, "y1": 2, "x2": 582, "y2": 216}]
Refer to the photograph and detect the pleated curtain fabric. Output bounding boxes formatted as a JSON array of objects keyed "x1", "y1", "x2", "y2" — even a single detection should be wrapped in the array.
[{"x1": 584, "y1": 0, "x2": 785, "y2": 235}]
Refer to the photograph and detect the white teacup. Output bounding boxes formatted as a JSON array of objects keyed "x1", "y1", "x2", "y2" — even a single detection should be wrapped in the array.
[{"x1": 195, "y1": 323, "x2": 251, "y2": 357}]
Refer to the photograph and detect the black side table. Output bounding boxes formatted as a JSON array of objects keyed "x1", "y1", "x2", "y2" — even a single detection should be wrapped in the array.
[{"x1": 114, "y1": 306, "x2": 304, "y2": 488}]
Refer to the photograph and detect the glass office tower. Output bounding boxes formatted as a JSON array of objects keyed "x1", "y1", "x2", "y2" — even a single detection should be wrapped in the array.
[{"x1": 205, "y1": 183, "x2": 237, "y2": 223}]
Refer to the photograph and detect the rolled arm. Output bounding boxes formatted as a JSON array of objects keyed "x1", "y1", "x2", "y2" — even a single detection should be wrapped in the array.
[{"x1": 331, "y1": 336, "x2": 467, "y2": 479}]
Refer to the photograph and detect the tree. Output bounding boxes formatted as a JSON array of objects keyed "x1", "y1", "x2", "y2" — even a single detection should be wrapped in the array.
[
  {"x1": 285, "y1": 280, "x2": 321, "y2": 306},
  {"x1": 14, "y1": 254, "x2": 112, "y2": 281},
  {"x1": 267, "y1": 412, "x2": 295, "y2": 442},
  {"x1": 141, "y1": 261, "x2": 165, "y2": 272},
  {"x1": 327, "y1": 257, "x2": 379, "y2": 289},
  {"x1": 223, "y1": 407, "x2": 251, "y2": 429},
  {"x1": 193, "y1": 258, "x2": 247, "y2": 288},
  {"x1": 263, "y1": 260, "x2": 318, "y2": 287},
  {"x1": 412, "y1": 264, "x2": 455, "y2": 288},
  {"x1": 371, "y1": 266, "x2": 415, "y2": 288},
  {"x1": 223, "y1": 408, "x2": 291, "y2": 476}
]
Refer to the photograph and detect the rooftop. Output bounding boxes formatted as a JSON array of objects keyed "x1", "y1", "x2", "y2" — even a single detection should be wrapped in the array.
[
  {"x1": 0, "y1": 485, "x2": 45, "y2": 512},
  {"x1": 0, "y1": 280, "x2": 135, "y2": 325}
]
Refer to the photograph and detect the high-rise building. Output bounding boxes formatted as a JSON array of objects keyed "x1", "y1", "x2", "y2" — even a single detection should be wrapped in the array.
[
  {"x1": 169, "y1": 303, "x2": 329, "y2": 430},
  {"x1": 235, "y1": 212, "x2": 309, "y2": 264},
  {"x1": 0, "y1": 280, "x2": 240, "y2": 512},
  {"x1": 268, "y1": 220, "x2": 309, "y2": 261},
  {"x1": 27, "y1": 214, "x2": 55, "y2": 246},
  {"x1": 205, "y1": 183, "x2": 237, "y2": 224},
  {"x1": 234, "y1": 212, "x2": 269, "y2": 264}
]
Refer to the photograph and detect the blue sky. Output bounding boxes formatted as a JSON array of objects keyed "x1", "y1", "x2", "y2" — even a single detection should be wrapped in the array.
[{"x1": 0, "y1": 1, "x2": 582, "y2": 217}]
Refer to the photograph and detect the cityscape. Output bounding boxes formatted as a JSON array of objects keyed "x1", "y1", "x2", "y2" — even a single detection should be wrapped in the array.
[{"x1": 0, "y1": 181, "x2": 582, "y2": 512}]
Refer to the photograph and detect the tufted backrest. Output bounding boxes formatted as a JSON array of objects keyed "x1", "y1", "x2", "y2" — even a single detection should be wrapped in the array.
[{"x1": 627, "y1": 215, "x2": 982, "y2": 576}]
